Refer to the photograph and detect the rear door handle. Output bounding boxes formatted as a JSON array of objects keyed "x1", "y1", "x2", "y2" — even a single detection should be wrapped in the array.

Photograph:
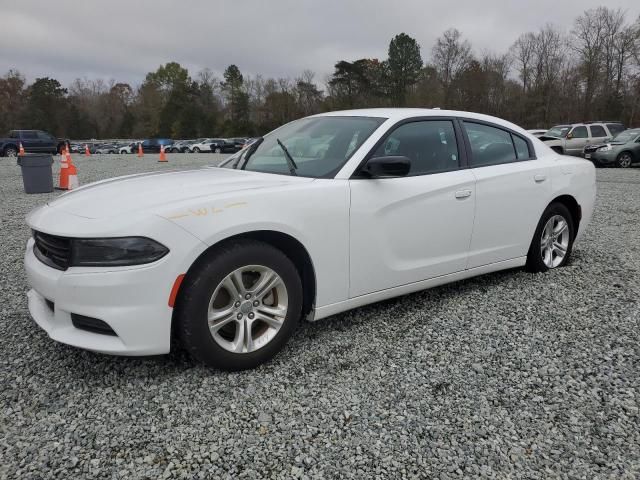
[
  {"x1": 455, "y1": 189, "x2": 472, "y2": 199},
  {"x1": 534, "y1": 174, "x2": 546, "y2": 183}
]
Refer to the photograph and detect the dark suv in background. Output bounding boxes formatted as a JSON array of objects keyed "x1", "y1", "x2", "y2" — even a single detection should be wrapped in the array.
[
  {"x1": 137, "y1": 138, "x2": 173, "y2": 153},
  {"x1": 0, "y1": 130, "x2": 68, "y2": 157}
]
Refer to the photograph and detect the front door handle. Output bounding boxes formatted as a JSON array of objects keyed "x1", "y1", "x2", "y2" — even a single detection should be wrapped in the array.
[
  {"x1": 455, "y1": 189, "x2": 472, "y2": 199},
  {"x1": 534, "y1": 174, "x2": 547, "y2": 183}
]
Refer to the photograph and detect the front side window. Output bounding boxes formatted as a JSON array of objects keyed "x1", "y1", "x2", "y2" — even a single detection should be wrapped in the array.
[
  {"x1": 570, "y1": 126, "x2": 588, "y2": 139},
  {"x1": 21, "y1": 131, "x2": 37, "y2": 140},
  {"x1": 464, "y1": 122, "x2": 517, "y2": 167},
  {"x1": 371, "y1": 120, "x2": 460, "y2": 176},
  {"x1": 243, "y1": 116, "x2": 385, "y2": 178},
  {"x1": 589, "y1": 125, "x2": 606, "y2": 137}
]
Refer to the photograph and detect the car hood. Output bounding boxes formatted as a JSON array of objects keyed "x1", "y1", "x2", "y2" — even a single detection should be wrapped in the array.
[{"x1": 47, "y1": 167, "x2": 312, "y2": 219}]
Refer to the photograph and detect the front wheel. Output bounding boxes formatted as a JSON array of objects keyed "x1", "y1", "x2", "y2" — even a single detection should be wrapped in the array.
[
  {"x1": 215, "y1": 147, "x2": 222, "y2": 154},
  {"x1": 193, "y1": 147, "x2": 200, "y2": 153},
  {"x1": 3, "y1": 146, "x2": 18, "y2": 157},
  {"x1": 617, "y1": 152, "x2": 633, "y2": 168},
  {"x1": 176, "y1": 240, "x2": 303, "y2": 371},
  {"x1": 526, "y1": 203, "x2": 574, "y2": 273}
]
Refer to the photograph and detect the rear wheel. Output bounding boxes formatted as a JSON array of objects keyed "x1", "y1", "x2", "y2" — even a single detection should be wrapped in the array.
[
  {"x1": 526, "y1": 202, "x2": 574, "y2": 273},
  {"x1": 176, "y1": 239, "x2": 302, "y2": 370},
  {"x1": 617, "y1": 152, "x2": 633, "y2": 168}
]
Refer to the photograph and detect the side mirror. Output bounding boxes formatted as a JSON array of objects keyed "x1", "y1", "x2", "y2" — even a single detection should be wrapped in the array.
[
  {"x1": 566, "y1": 133, "x2": 573, "y2": 140},
  {"x1": 362, "y1": 156, "x2": 411, "y2": 178}
]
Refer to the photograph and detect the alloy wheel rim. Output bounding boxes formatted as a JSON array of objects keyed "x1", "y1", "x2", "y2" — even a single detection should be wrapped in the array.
[
  {"x1": 540, "y1": 215, "x2": 570, "y2": 268},
  {"x1": 207, "y1": 265, "x2": 288, "y2": 354},
  {"x1": 6, "y1": 149, "x2": 17, "y2": 157},
  {"x1": 619, "y1": 154, "x2": 632, "y2": 168}
]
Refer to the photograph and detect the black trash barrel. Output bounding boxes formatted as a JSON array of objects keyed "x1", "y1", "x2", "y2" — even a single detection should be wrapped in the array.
[{"x1": 17, "y1": 154, "x2": 54, "y2": 194}]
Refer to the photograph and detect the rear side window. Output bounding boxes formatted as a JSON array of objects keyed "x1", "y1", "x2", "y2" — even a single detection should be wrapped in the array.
[
  {"x1": 463, "y1": 122, "x2": 517, "y2": 167},
  {"x1": 37, "y1": 131, "x2": 52, "y2": 140},
  {"x1": 512, "y1": 135, "x2": 531, "y2": 159},
  {"x1": 589, "y1": 125, "x2": 607, "y2": 137},
  {"x1": 571, "y1": 126, "x2": 588, "y2": 139},
  {"x1": 606, "y1": 123, "x2": 625, "y2": 136},
  {"x1": 372, "y1": 120, "x2": 460, "y2": 176}
]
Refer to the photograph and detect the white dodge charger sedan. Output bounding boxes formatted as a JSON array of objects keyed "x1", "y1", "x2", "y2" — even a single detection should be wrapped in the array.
[{"x1": 25, "y1": 109, "x2": 596, "y2": 370}]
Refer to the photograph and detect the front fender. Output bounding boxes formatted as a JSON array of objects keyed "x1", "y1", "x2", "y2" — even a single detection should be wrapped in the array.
[{"x1": 159, "y1": 179, "x2": 351, "y2": 309}]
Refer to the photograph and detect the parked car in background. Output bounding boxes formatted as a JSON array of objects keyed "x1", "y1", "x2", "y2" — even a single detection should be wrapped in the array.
[
  {"x1": 190, "y1": 138, "x2": 216, "y2": 153},
  {"x1": 24, "y1": 108, "x2": 596, "y2": 370},
  {"x1": 0, "y1": 130, "x2": 68, "y2": 157},
  {"x1": 137, "y1": 138, "x2": 173, "y2": 154},
  {"x1": 95, "y1": 143, "x2": 118, "y2": 154},
  {"x1": 229, "y1": 138, "x2": 249, "y2": 150},
  {"x1": 210, "y1": 138, "x2": 239, "y2": 153},
  {"x1": 583, "y1": 128, "x2": 640, "y2": 168},
  {"x1": 170, "y1": 140, "x2": 198, "y2": 153},
  {"x1": 527, "y1": 129, "x2": 548, "y2": 138},
  {"x1": 118, "y1": 142, "x2": 138, "y2": 154},
  {"x1": 539, "y1": 122, "x2": 624, "y2": 156}
]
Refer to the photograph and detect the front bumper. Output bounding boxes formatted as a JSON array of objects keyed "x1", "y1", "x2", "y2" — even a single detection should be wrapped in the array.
[
  {"x1": 25, "y1": 236, "x2": 189, "y2": 356},
  {"x1": 588, "y1": 150, "x2": 617, "y2": 164}
]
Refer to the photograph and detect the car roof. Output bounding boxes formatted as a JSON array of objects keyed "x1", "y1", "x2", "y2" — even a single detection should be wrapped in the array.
[{"x1": 313, "y1": 108, "x2": 531, "y2": 135}]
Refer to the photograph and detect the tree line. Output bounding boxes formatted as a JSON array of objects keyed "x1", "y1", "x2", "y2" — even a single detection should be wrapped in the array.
[{"x1": 1, "y1": 6, "x2": 639, "y2": 139}]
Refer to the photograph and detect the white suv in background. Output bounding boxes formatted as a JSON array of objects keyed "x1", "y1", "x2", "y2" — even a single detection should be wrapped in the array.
[
  {"x1": 189, "y1": 138, "x2": 215, "y2": 153},
  {"x1": 540, "y1": 122, "x2": 625, "y2": 156}
]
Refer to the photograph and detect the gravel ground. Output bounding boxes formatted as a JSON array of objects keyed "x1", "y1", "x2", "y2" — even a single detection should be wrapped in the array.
[{"x1": 1, "y1": 154, "x2": 639, "y2": 479}]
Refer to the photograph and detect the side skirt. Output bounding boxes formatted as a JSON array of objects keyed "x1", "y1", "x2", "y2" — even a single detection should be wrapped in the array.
[{"x1": 310, "y1": 257, "x2": 526, "y2": 322}]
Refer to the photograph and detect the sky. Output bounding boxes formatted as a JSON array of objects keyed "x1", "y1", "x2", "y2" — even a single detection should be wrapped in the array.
[{"x1": 1, "y1": 0, "x2": 638, "y2": 88}]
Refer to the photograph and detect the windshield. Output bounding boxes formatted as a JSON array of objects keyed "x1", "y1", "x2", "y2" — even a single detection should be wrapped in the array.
[
  {"x1": 546, "y1": 126, "x2": 571, "y2": 138},
  {"x1": 612, "y1": 130, "x2": 639, "y2": 143},
  {"x1": 239, "y1": 116, "x2": 386, "y2": 178}
]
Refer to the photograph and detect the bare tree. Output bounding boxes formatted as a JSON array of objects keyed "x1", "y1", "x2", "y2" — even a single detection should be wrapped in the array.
[{"x1": 431, "y1": 28, "x2": 472, "y2": 106}]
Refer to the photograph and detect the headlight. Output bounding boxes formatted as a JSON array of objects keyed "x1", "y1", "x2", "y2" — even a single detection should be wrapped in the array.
[
  {"x1": 597, "y1": 145, "x2": 612, "y2": 152},
  {"x1": 70, "y1": 237, "x2": 169, "y2": 267}
]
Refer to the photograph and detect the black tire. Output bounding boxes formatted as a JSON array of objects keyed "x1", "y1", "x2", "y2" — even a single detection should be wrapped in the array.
[
  {"x1": 525, "y1": 202, "x2": 575, "y2": 273},
  {"x1": 3, "y1": 146, "x2": 18, "y2": 157},
  {"x1": 176, "y1": 239, "x2": 303, "y2": 371},
  {"x1": 215, "y1": 147, "x2": 222, "y2": 154},
  {"x1": 193, "y1": 147, "x2": 200, "y2": 153},
  {"x1": 616, "y1": 152, "x2": 633, "y2": 168}
]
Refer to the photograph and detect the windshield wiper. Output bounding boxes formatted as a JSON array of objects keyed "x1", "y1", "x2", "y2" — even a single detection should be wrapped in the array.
[
  {"x1": 239, "y1": 137, "x2": 263, "y2": 169},
  {"x1": 276, "y1": 138, "x2": 298, "y2": 176}
]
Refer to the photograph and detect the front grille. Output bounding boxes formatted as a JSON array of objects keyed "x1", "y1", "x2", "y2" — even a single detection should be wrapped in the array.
[
  {"x1": 584, "y1": 145, "x2": 603, "y2": 154},
  {"x1": 71, "y1": 314, "x2": 117, "y2": 336},
  {"x1": 33, "y1": 231, "x2": 71, "y2": 270}
]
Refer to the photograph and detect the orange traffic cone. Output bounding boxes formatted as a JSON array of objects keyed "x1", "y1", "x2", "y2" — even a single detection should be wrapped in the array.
[
  {"x1": 67, "y1": 160, "x2": 79, "y2": 190},
  {"x1": 57, "y1": 153, "x2": 69, "y2": 190},
  {"x1": 137, "y1": 143, "x2": 144, "y2": 157},
  {"x1": 85, "y1": 144, "x2": 91, "y2": 157},
  {"x1": 19, "y1": 143, "x2": 25, "y2": 156},
  {"x1": 158, "y1": 144, "x2": 167, "y2": 162}
]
